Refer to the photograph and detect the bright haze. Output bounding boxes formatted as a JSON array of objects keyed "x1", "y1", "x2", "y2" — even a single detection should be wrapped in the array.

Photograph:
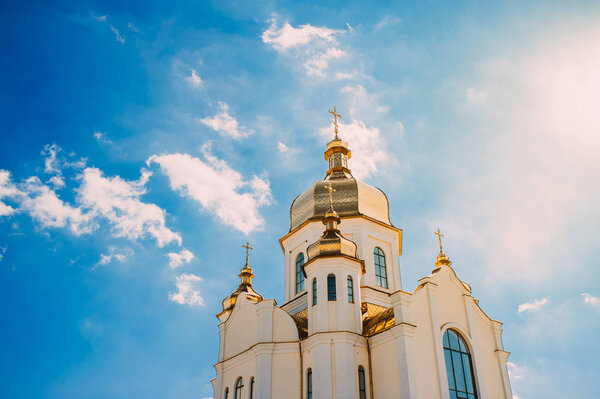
[{"x1": 1, "y1": 1, "x2": 599, "y2": 398}]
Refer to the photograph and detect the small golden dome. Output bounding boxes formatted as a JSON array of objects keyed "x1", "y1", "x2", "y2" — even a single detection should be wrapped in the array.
[
  {"x1": 222, "y1": 243, "x2": 263, "y2": 312},
  {"x1": 306, "y1": 201, "x2": 358, "y2": 261}
]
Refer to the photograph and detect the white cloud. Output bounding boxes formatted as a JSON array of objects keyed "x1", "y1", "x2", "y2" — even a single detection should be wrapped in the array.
[
  {"x1": 93, "y1": 131, "x2": 113, "y2": 144},
  {"x1": 48, "y1": 175, "x2": 65, "y2": 189},
  {"x1": 77, "y1": 167, "x2": 181, "y2": 247},
  {"x1": 127, "y1": 22, "x2": 140, "y2": 33},
  {"x1": 262, "y1": 17, "x2": 347, "y2": 77},
  {"x1": 518, "y1": 297, "x2": 549, "y2": 313},
  {"x1": 109, "y1": 25, "x2": 125, "y2": 44},
  {"x1": 42, "y1": 144, "x2": 61, "y2": 175},
  {"x1": 0, "y1": 246, "x2": 6, "y2": 262},
  {"x1": 199, "y1": 102, "x2": 253, "y2": 140},
  {"x1": 582, "y1": 292, "x2": 600, "y2": 308},
  {"x1": 169, "y1": 273, "x2": 204, "y2": 306},
  {"x1": 507, "y1": 361, "x2": 525, "y2": 381},
  {"x1": 91, "y1": 14, "x2": 107, "y2": 22},
  {"x1": 465, "y1": 87, "x2": 488, "y2": 105},
  {"x1": 319, "y1": 119, "x2": 387, "y2": 180},
  {"x1": 374, "y1": 16, "x2": 403, "y2": 32},
  {"x1": 277, "y1": 141, "x2": 290, "y2": 153},
  {"x1": 186, "y1": 69, "x2": 203, "y2": 87},
  {"x1": 167, "y1": 249, "x2": 194, "y2": 268},
  {"x1": 0, "y1": 170, "x2": 20, "y2": 216},
  {"x1": 95, "y1": 246, "x2": 132, "y2": 267},
  {"x1": 20, "y1": 176, "x2": 93, "y2": 235},
  {"x1": 147, "y1": 150, "x2": 272, "y2": 235}
]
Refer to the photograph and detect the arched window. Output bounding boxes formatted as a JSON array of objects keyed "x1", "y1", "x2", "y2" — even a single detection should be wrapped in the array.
[
  {"x1": 374, "y1": 247, "x2": 388, "y2": 288},
  {"x1": 296, "y1": 253, "x2": 305, "y2": 293},
  {"x1": 234, "y1": 377, "x2": 243, "y2": 399},
  {"x1": 307, "y1": 368, "x2": 313, "y2": 399},
  {"x1": 223, "y1": 387, "x2": 229, "y2": 399},
  {"x1": 347, "y1": 275, "x2": 354, "y2": 303},
  {"x1": 358, "y1": 366, "x2": 367, "y2": 399},
  {"x1": 443, "y1": 329, "x2": 478, "y2": 399},
  {"x1": 327, "y1": 274, "x2": 336, "y2": 301},
  {"x1": 312, "y1": 278, "x2": 317, "y2": 306},
  {"x1": 249, "y1": 377, "x2": 254, "y2": 399}
]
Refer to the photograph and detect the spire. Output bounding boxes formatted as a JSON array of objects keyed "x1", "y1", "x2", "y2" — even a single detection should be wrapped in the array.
[
  {"x1": 239, "y1": 241, "x2": 254, "y2": 286},
  {"x1": 324, "y1": 106, "x2": 352, "y2": 178},
  {"x1": 434, "y1": 228, "x2": 452, "y2": 267},
  {"x1": 220, "y1": 242, "x2": 262, "y2": 313}
]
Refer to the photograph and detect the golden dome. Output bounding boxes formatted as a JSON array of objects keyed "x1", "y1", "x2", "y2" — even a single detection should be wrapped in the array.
[
  {"x1": 221, "y1": 246, "x2": 263, "y2": 312},
  {"x1": 289, "y1": 138, "x2": 393, "y2": 232},
  {"x1": 306, "y1": 207, "x2": 358, "y2": 261}
]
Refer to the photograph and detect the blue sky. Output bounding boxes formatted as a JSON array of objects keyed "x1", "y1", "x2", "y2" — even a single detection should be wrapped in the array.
[{"x1": 1, "y1": 1, "x2": 599, "y2": 398}]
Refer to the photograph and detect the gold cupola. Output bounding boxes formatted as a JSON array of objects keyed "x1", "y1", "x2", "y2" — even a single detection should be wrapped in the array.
[
  {"x1": 434, "y1": 228, "x2": 452, "y2": 267},
  {"x1": 221, "y1": 242, "x2": 263, "y2": 312},
  {"x1": 288, "y1": 107, "x2": 394, "y2": 233},
  {"x1": 306, "y1": 183, "x2": 359, "y2": 261}
]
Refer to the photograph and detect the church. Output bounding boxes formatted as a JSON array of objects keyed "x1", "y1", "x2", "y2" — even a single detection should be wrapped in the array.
[{"x1": 211, "y1": 109, "x2": 513, "y2": 399}]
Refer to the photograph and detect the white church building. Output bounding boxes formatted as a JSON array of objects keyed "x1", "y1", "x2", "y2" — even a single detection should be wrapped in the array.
[{"x1": 211, "y1": 112, "x2": 513, "y2": 399}]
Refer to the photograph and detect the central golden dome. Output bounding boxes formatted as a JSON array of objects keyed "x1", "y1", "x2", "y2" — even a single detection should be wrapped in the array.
[{"x1": 289, "y1": 137, "x2": 393, "y2": 232}]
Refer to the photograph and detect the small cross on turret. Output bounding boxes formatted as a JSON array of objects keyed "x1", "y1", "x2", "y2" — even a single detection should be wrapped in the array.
[
  {"x1": 328, "y1": 106, "x2": 343, "y2": 139},
  {"x1": 434, "y1": 228, "x2": 444, "y2": 255},
  {"x1": 242, "y1": 241, "x2": 253, "y2": 266}
]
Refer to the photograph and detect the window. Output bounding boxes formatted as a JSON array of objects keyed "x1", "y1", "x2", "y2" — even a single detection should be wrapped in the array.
[
  {"x1": 224, "y1": 387, "x2": 229, "y2": 399},
  {"x1": 374, "y1": 247, "x2": 388, "y2": 288},
  {"x1": 296, "y1": 253, "x2": 305, "y2": 293},
  {"x1": 347, "y1": 275, "x2": 354, "y2": 303},
  {"x1": 234, "y1": 377, "x2": 243, "y2": 399},
  {"x1": 312, "y1": 278, "x2": 317, "y2": 306},
  {"x1": 249, "y1": 377, "x2": 254, "y2": 399},
  {"x1": 358, "y1": 366, "x2": 367, "y2": 399},
  {"x1": 443, "y1": 329, "x2": 478, "y2": 399},
  {"x1": 327, "y1": 274, "x2": 336, "y2": 301},
  {"x1": 307, "y1": 368, "x2": 313, "y2": 399}
]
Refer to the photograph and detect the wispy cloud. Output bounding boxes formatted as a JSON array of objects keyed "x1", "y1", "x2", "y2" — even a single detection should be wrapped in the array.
[
  {"x1": 93, "y1": 131, "x2": 113, "y2": 144},
  {"x1": 186, "y1": 69, "x2": 203, "y2": 87},
  {"x1": 147, "y1": 148, "x2": 272, "y2": 235},
  {"x1": 199, "y1": 102, "x2": 253, "y2": 140},
  {"x1": 518, "y1": 297, "x2": 548, "y2": 313},
  {"x1": 582, "y1": 292, "x2": 600, "y2": 308},
  {"x1": 0, "y1": 170, "x2": 20, "y2": 216},
  {"x1": 167, "y1": 249, "x2": 194, "y2": 268},
  {"x1": 169, "y1": 273, "x2": 204, "y2": 306},
  {"x1": 0, "y1": 246, "x2": 6, "y2": 262},
  {"x1": 262, "y1": 17, "x2": 347, "y2": 77},
  {"x1": 109, "y1": 25, "x2": 126, "y2": 44},
  {"x1": 277, "y1": 141, "x2": 290, "y2": 153},
  {"x1": 91, "y1": 13, "x2": 107, "y2": 22},
  {"x1": 95, "y1": 246, "x2": 132, "y2": 267},
  {"x1": 127, "y1": 22, "x2": 140, "y2": 33},
  {"x1": 374, "y1": 16, "x2": 403, "y2": 32}
]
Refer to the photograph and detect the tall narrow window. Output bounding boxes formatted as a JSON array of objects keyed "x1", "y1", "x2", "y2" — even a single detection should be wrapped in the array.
[
  {"x1": 312, "y1": 278, "x2": 317, "y2": 306},
  {"x1": 443, "y1": 329, "x2": 478, "y2": 399},
  {"x1": 347, "y1": 275, "x2": 354, "y2": 303},
  {"x1": 307, "y1": 368, "x2": 313, "y2": 399},
  {"x1": 296, "y1": 253, "x2": 305, "y2": 293},
  {"x1": 327, "y1": 274, "x2": 336, "y2": 301},
  {"x1": 224, "y1": 387, "x2": 229, "y2": 399},
  {"x1": 374, "y1": 247, "x2": 388, "y2": 288},
  {"x1": 249, "y1": 377, "x2": 254, "y2": 399},
  {"x1": 358, "y1": 366, "x2": 367, "y2": 399},
  {"x1": 234, "y1": 377, "x2": 243, "y2": 399}
]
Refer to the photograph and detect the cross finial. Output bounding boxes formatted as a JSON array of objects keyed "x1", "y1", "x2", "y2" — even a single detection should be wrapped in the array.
[
  {"x1": 328, "y1": 106, "x2": 343, "y2": 139},
  {"x1": 434, "y1": 228, "x2": 444, "y2": 254},
  {"x1": 242, "y1": 241, "x2": 253, "y2": 266},
  {"x1": 324, "y1": 182, "x2": 336, "y2": 210}
]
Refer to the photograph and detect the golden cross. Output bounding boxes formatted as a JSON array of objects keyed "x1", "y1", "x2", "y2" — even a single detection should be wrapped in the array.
[
  {"x1": 434, "y1": 228, "x2": 444, "y2": 254},
  {"x1": 328, "y1": 106, "x2": 343, "y2": 139},
  {"x1": 324, "y1": 182, "x2": 336, "y2": 210},
  {"x1": 242, "y1": 241, "x2": 253, "y2": 265}
]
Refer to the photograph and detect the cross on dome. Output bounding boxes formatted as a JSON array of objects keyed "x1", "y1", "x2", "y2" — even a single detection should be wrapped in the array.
[
  {"x1": 328, "y1": 106, "x2": 343, "y2": 139},
  {"x1": 242, "y1": 241, "x2": 253, "y2": 266}
]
